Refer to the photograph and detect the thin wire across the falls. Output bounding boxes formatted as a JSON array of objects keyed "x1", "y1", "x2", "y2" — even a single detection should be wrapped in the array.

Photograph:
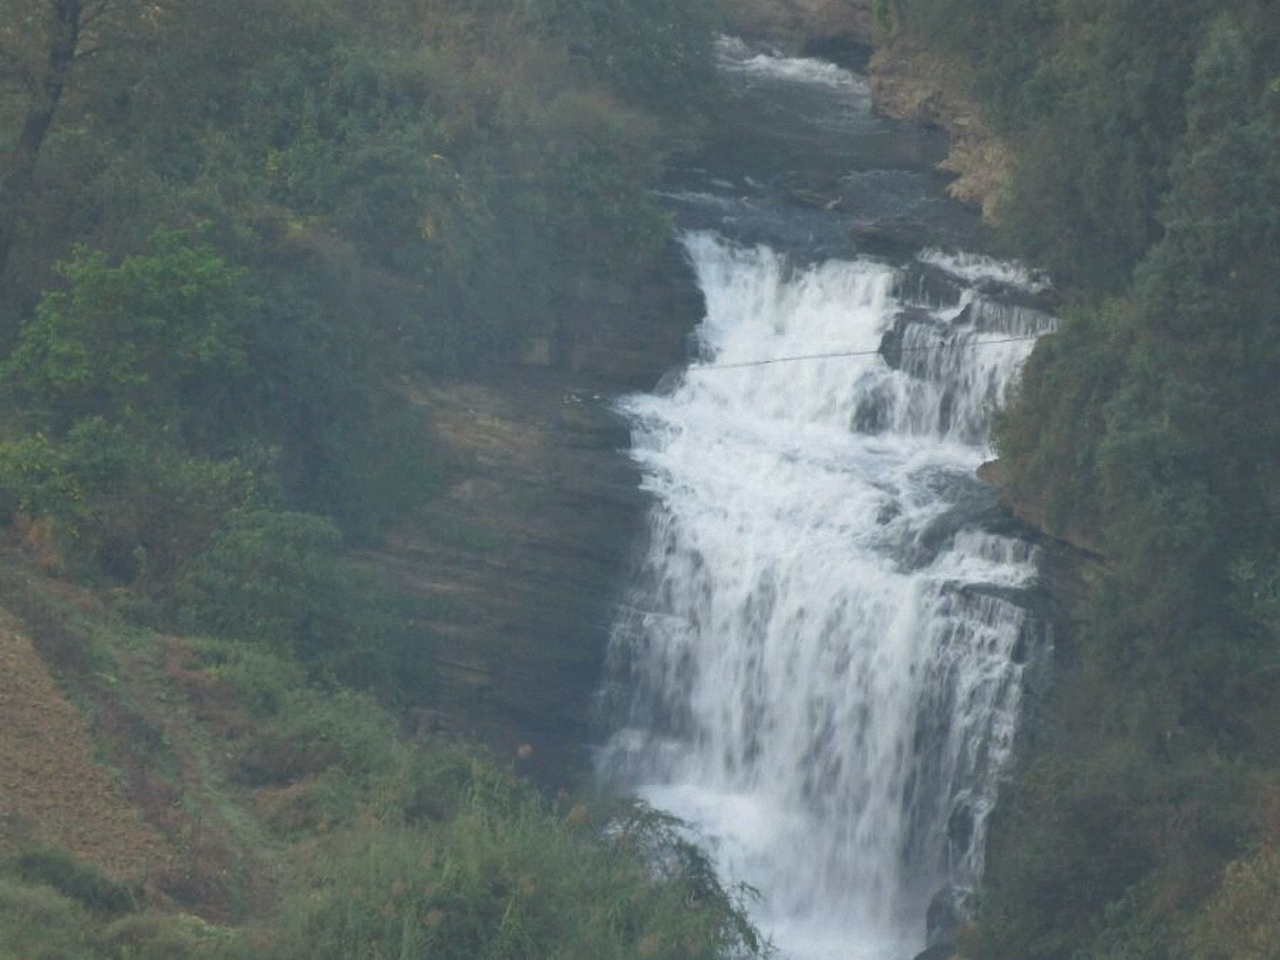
[{"x1": 693, "y1": 334, "x2": 1040, "y2": 371}]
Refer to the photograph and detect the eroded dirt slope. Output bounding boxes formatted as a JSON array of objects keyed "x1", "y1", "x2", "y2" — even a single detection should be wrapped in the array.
[{"x1": 0, "y1": 610, "x2": 171, "y2": 880}]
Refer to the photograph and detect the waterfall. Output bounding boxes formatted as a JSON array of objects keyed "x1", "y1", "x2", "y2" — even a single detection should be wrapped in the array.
[{"x1": 599, "y1": 234, "x2": 1054, "y2": 960}]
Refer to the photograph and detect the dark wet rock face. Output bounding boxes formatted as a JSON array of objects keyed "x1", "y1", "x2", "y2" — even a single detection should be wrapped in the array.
[
  {"x1": 366, "y1": 247, "x2": 705, "y2": 788},
  {"x1": 913, "y1": 943, "x2": 959, "y2": 960},
  {"x1": 926, "y1": 884, "x2": 963, "y2": 947}
]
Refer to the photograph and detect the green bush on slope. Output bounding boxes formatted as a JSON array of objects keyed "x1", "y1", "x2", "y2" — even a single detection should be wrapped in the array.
[{"x1": 277, "y1": 793, "x2": 767, "y2": 960}]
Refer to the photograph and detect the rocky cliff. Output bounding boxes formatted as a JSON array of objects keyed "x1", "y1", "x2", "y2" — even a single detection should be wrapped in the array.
[{"x1": 364, "y1": 245, "x2": 705, "y2": 786}]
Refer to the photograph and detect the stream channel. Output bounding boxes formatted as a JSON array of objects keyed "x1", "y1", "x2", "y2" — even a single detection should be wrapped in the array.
[{"x1": 596, "y1": 37, "x2": 1057, "y2": 960}]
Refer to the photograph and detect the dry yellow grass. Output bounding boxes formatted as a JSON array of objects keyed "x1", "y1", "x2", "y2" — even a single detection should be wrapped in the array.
[{"x1": 869, "y1": 39, "x2": 1013, "y2": 221}]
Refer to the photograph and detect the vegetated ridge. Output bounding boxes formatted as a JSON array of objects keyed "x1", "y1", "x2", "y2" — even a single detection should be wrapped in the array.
[
  {"x1": 0, "y1": 1, "x2": 775, "y2": 957},
  {"x1": 872, "y1": 2, "x2": 1280, "y2": 958}
]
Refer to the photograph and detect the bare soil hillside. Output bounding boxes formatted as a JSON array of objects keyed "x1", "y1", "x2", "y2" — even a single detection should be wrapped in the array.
[{"x1": 0, "y1": 610, "x2": 171, "y2": 880}]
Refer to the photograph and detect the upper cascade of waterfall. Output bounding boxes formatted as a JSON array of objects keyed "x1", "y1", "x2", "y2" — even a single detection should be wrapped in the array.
[
  {"x1": 715, "y1": 36, "x2": 871, "y2": 98},
  {"x1": 679, "y1": 233, "x2": 1053, "y2": 448},
  {"x1": 918, "y1": 248, "x2": 1051, "y2": 295}
]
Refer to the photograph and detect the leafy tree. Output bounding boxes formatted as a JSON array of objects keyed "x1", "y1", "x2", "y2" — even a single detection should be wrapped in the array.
[
  {"x1": 0, "y1": 0, "x2": 157, "y2": 285},
  {"x1": 0, "y1": 0, "x2": 88, "y2": 279},
  {"x1": 0, "y1": 418, "x2": 270, "y2": 579},
  {"x1": 6, "y1": 230, "x2": 255, "y2": 448}
]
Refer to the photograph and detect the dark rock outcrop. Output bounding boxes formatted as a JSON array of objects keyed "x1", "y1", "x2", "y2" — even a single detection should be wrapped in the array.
[
  {"x1": 365, "y1": 245, "x2": 706, "y2": 788},
  {"x1": 912, "y1": 943, "x2": 958, "y2": 960}
]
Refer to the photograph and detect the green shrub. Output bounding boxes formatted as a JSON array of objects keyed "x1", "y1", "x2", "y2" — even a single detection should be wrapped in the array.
[
  {"x1": 186, "y1": 638, "x2": 310, "y2": 718},
  {"x1": 275, "y1": 779, "x2": 768, "y2": 960},
  {"x1": 175, "y1": 510, "x2": 348, "y2": 650},
  {"x1": 3, "y1": 849, "x2": 133, "y2": 918},
  {"x1": 0, "y1": 878, "x2": 101, "y2": 960},
  {"x1": 1184, "y1": 846, "x2": 1280, "y2": 960},
  {"x1": 5, "y1": 231, "x2": 256, "y2": 448},
  {"x1": 174, "y1": 508, "x2": 433, "y2": 695},
  {"x1": 378, "y1": 740, "x2": 511, "y2": 826},
  {"x1": 235, "y1": 686, "x2": 397, "y2": 789},
  {"x1": 0, "y1": 879, "x2": 248, "y2": 960},
  {"x1": 98, "y1": 911, "x2": 247, "y2": 960},
  {"x1": 0, "y1": 420, "x2": 270, "y2": 581}
]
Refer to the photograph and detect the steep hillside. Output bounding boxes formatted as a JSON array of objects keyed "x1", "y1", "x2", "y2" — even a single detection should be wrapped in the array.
[{"x1": 875, "y1": 2, "x2": 1280, "y2": 958}]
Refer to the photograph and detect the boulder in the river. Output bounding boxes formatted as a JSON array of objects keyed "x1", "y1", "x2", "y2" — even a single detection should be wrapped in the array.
[
  {"x1": 947, "y1": 801, "x2": 975, "y2": 853},
  {"x1": 877, "y1": 306, "x2": 939, "y2": 370},
  {"x1": 849, "y1": 220, "x2": 932, "y2": 261},
  {"x1": 926, "y1": 884, "x2": 964, "y2": 947},
  {"x1": 912, "y1": 943, "x2": 958, "y2": 960}
]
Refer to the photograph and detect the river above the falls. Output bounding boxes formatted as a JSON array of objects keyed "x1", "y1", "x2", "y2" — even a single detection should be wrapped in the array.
[{"x1": 596, "y1": 38, "x2": 1056, "y2": 960}]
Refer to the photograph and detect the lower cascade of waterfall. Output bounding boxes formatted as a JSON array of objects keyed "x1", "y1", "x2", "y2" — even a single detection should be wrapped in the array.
[{"x1": 598, "y1": 233, "x2": 1056, "y2": 960}]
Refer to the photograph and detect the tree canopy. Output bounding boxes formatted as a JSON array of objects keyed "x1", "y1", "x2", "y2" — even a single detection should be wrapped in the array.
[{"x1": 884, "y1": 2, "x2": 1280, "y2": 958}]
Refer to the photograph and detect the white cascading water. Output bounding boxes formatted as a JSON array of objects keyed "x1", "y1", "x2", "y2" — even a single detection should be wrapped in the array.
[{"x1": 599, "y1": 234, "x2": 1054, "y2": 960}]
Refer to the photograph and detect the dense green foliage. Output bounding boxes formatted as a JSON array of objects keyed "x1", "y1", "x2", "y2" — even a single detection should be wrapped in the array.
[
  {"x1": 277, "y1": 788, "x2": 765, "y2": 960},
  {"x1": 0, "y1": 0, "x2": 719, "y2": 526},
  {"x1": 0, "y1": 791, "x2": 768, "y2": 960},
  {"x1": 0, "y1": 0, "x2": 710, "y2": 351},
  {"x1": 889, "y1": 0, "x2": 1279, "y2": 292},
  {"x1": 0, "y1": 877, "x2": 247, "y2": 960},
  {"x1": 885, "y1": 2, "x2": 1280, "y2": 958},
  {"x1": 8, "y1": 233, "x2": 253, "y2": 437},
  {"x1": 0, "y1": 0, "x2": 718, "y2": 676}
]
